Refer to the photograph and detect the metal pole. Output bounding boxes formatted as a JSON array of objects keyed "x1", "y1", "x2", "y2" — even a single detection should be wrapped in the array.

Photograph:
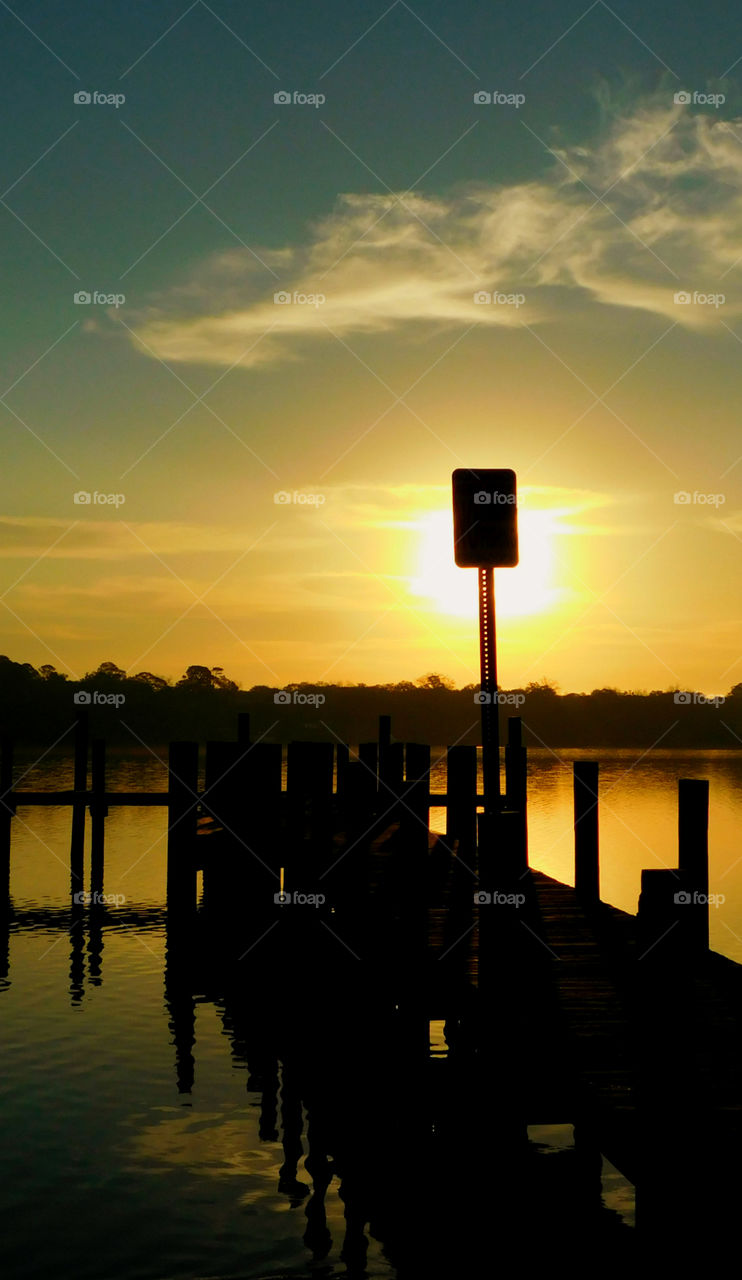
[{"x1": 478, "y1": 566, "x2": 500, "y2": 815}]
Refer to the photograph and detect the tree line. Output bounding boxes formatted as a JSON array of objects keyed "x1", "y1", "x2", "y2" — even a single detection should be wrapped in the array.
[{"x1": 0, "y1": 656, "x2": 739, "y2": 749}]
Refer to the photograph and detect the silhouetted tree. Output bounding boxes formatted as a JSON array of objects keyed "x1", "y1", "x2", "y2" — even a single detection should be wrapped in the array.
[{"x1": 417, "y1": 673, "x2": 455, "y2": 690}]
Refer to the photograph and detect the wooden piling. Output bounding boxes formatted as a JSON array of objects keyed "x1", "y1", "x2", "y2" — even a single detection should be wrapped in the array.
[
  {"x1": 167, "y1": 741, "x2": 199, "y2": 912},
  {"x1": 238, "y1": 741, "x2": 283, "y2": 911},
  {"x1": 678, "y1": 778, "x2": 709, "y2": 952},
  {"x1": 286, "y1": 741, "x2": 334, "y2": 883},
  {"x1": 574, "y1": 761, "x2": 599, "y2": 905},
  {"x1": 358, "y1": 742, "x2": 378, "y2": 793},
  {"x1": 70, "y1": 709, "x2": 88, "y2": 891},
  {"x1": 90, "y1": 739, "x2": 107, "y2": 896},
  {"x1": 637, "y1": 867, "x2": 692, "y2": 964},
  {"x1": 380, "y1": 740, "x2": 404, "y2": 808},
  {"x1": 505, "y1": 716, "x2": 528, "y2": 870},
  {"x1": 335, "y1": 742, "x2": 350, "y2": 798},
  {"x1": 445, "y1": 745, "x2": 477, "y2": 855}
]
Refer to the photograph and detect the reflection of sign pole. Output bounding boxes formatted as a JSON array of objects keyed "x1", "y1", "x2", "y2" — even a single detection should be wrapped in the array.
[{"x1": 452, "y1": 469, "x2": 518, "y2": 821}]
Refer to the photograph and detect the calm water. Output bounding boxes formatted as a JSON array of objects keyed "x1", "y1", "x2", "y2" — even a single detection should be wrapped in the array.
[{"x1": 3, "y1": 746, "x2": 736, "y2": 1276}]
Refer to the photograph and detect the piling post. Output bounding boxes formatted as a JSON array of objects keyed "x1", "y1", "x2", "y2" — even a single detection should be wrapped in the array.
[
  {"x1": 445, "y1": 744, "x2": 477, "y2": 856},
  {"x1": 70, "y1": 709, "x2": 89, "y2": 892},
  {"x1": 678, "y1": 778, "x2": 709, "y2": 952},
  {"x1": 237, "y1": 713, "x2": 251, "y2": 747},
  {"x1": 90, "y1": 739, "x2": 107, "y2": 897},
  {"x1": 574, "y1": 761, "x2": 599, "y2": 905},
  {"x1": 335, "y1": 742, "x2": 350, "y2": 798},
  {"x1": 637, "y1": 868, "x2": 692, "y2": 965},
  {"x1": 378, "y1": 714, "x2": 391, "y2": 784},
  {"x1": 358, "y1": 742, "x2": 378, "y2": 794},
  {"x1": 505, "y1": 716, "x2": 528, "y2": 870},
  {"x1": 167, "y1": 741, "x2": 199, "y2": 913}
]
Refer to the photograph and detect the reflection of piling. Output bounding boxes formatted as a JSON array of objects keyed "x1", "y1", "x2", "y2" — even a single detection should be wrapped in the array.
[
  {"x1": 167, "y1": 741, "x2": 198, "y2": 913},
  {"x1": 574, "y1": 761, "x2": 599, "y2": 905},
  {"x1": 70, "y1": 709, "x2": 88, "y2": 891},
  {"x1": 90, "y1": 739, "x2": 107, "y2": 897},
  {"x1": 0, "y1": 735, "x2": 13, "y2": 908}
]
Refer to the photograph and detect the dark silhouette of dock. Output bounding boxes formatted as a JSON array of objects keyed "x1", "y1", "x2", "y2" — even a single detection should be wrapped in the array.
[{"x1": 2, "y1": 707, "x2": 741, "y2": 1254}]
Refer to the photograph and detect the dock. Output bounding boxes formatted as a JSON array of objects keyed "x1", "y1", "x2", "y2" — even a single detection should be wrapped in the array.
[{"x1": 2, "y1": 707, "x2": 741, "y2": 1248}]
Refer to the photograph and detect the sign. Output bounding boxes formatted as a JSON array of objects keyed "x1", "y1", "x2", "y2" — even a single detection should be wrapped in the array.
[{"x1": 451, "y1": 468, "x2": 519, "y2": 567}]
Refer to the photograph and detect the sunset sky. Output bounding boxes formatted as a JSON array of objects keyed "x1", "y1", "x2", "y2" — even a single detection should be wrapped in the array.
[{"x1": 2, "y1": 0, "x2": 741, "y2": 694}]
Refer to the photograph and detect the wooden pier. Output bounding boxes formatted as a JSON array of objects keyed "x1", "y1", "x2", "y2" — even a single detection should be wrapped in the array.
[{"x1": 1, "y1": 708, "x2": 740, "y2": 1247}]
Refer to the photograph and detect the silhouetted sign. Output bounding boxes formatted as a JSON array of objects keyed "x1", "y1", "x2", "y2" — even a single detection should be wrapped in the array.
[{"x1": 452, "y1": 469, "x2": 519, "y2": 567}]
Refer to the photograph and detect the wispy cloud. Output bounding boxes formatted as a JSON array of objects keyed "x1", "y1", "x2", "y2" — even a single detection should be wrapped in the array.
[{"x1": 115, "y1": 100, "x2": 742, "y2": 368}]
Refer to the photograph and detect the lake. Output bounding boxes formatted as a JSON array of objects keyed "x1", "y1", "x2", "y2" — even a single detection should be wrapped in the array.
[{"x1": 2, "y1": 745, "x2": 737, "y2": 1275}]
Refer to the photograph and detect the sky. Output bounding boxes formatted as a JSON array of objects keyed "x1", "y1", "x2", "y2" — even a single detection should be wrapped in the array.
[{"x1": 1, "y1": 0, "x2": 742, "y2": 695}]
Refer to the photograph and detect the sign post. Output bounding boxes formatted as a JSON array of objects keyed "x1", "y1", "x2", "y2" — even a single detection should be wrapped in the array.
[{"x1": 452, "y1": 469, "x2": 518, "y2": 821}]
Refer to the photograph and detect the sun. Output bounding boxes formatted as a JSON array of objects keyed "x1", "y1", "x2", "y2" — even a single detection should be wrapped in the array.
[{"x1": 410, "y1": 507, "x2": 563, "y2": 618}]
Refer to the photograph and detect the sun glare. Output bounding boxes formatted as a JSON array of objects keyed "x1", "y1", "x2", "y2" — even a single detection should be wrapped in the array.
[{"x1": 410, "y1": 508, "x2": 562, "y2": 618}]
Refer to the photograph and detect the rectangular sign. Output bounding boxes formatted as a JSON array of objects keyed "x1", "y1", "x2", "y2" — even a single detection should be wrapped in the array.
[{"x1": 452, "y1": 468, "x2": 519, "y2": 567}]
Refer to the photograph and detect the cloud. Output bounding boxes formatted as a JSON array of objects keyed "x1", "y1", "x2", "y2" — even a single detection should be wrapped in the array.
[{"x1": 117, "y1": 99, "x2": 742, "y2": 368}]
